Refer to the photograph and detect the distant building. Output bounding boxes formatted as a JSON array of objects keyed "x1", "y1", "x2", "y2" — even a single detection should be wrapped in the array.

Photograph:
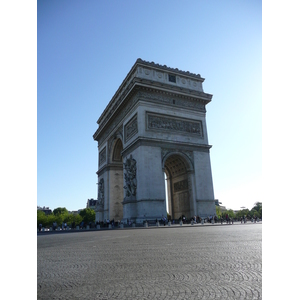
[
  {"x1": 37, "y1": 206, "x2": 52, "y2": 215},
  {"x1": 86, "y1": 198, "x2": 97, "y2": 210},
  {"x1": 215, "y1": 200, "x2": 227, "y2": 212}
]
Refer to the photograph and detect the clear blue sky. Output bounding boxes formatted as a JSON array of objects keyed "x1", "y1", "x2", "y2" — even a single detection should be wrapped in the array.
[{"x1": 37, "y1": 0, "x2": 262, "y2": 212}]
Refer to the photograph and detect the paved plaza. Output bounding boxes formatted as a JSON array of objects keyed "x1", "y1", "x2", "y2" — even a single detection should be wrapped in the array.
[{"x1": 37, "y1": 223, "x2": 262, "y2": 299}]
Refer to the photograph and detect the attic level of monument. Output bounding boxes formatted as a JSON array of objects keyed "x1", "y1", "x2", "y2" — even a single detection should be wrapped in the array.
[
  {"x1": 93, "y1": 59, "x2": 213, "y2": 141},
  {"x1": 93, "y1": 59, "x2": 216, "y2": 223}
]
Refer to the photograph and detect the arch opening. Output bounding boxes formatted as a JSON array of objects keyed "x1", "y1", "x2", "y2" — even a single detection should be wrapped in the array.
[
  {"x1": 109, "y1": 138, "x2": 124, "y2": 221},
  {"x1": 112, "y1": 138, "x2": 123, "y2": 162},
  {"x1": 164, "y1": 154, "x2": 192, "y2": 220}
]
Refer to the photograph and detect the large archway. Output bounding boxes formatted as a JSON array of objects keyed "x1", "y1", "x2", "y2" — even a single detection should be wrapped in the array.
[
  {"x1": 108, "y1": 138, "x2": 124, "y2": 221},
  {"x1": 164, "y1": 153, "x2": 194, "y2": 220}
]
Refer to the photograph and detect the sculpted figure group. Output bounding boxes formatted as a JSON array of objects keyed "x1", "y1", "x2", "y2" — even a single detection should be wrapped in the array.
[
  {"x1": 123, "y1": 155, "x2": 137, "y2": 197},
  {"x1": 96, "y1": 178, "x2": 104, "y2": 210}
]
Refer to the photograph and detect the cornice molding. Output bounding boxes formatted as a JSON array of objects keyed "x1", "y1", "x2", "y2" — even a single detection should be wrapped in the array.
[
  {"x1": 121, "y1": 136, "x2": 212, "y2": 158},
  {"x1": 135, "y1": 58, "x2": 203, "y2": 79},
  {"x1": 96, "y1": 163, "x2": 123, "y2": 176}
]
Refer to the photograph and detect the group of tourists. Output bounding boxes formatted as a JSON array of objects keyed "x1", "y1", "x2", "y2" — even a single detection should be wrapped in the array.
[{"x1": 51, "y1": 222, "x2": 68, "y2": 230}]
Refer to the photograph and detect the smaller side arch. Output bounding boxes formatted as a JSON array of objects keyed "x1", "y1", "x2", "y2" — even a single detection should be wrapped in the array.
[{"x1": 108, "y1": 133, "x2": 124, "y2": 163}]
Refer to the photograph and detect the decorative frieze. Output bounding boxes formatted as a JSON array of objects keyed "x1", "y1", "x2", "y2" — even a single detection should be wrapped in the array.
[
  {"x1": 174, "y1": 180, "x2": 188, "y2": 192},
  {"x1": 124, "y1": 114, "x2": 138, "y2": 143},
  {"x1": 147, "y1": 112, "x2": 203, "y2": 137},
  {"x1": 95, "y1": 87, "x2": 207, "y2": 145}
]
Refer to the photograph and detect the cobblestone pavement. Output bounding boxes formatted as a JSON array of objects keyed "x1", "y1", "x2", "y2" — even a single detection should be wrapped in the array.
[{"x1": 37, "y1": 223, "x2": 262, "y2": 300}]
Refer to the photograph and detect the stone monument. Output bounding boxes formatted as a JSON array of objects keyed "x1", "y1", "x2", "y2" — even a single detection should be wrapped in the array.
[{"x1": 93, "y1": 59, "x2": 216, "y2": 223}]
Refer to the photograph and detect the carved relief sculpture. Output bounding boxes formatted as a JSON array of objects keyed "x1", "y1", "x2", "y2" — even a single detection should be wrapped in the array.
[
  {"x1": 96, "y1": 178, "x2": 104, "y2": 210},
  {"x1": 123, "y1": 155, "x2": 137, "y2": 197},
  {"x1": 124, "y1": 114, "x2": 138, "y2": 142},
  {"x1": 147, "y1": 113, "x2": 203, "y2": 137},
  {"x1": 174, "y1": 180, "x2": 188, "y2": 192}
]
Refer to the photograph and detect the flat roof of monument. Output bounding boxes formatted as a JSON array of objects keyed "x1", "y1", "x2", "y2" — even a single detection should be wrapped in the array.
[{"x1": 135, "y1": 58, "x2": 203, "y2": 79}]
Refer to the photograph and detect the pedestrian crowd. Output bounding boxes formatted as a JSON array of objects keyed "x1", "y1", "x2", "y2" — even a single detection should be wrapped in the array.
[{"x1": 38, "y1": 214, "x2": 260, "y2": 231}]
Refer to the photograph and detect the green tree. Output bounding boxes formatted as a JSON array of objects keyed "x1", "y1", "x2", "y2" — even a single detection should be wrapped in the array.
[
  {"x1": 66, "y1": 213, "x2": 83, "y2": 226},
  {"x1": 221, "y1": 209, "x2": 236, "y2": 219},
  {"x1": 53, "y1": 207, "x2": 68, "y2": 216},
  {"x1": 72, "y1": 213, "x2": 83, "y2": 226},
  {"x1": 46, "y1": 214, "x2": 56, "y2": 228},
  {"x1": 52, "y1": 207, "x2": 70, "y2": 226},
  {"x1": 235, "y1": 209, "x2": 249, "y2": 219},
  {"x1": 250, "y1": 202, "x2": 262, "y2": 219},
  {"x1": 37, "y1": 210, "x2": 47, "y2": 228},
  {"x1": 215, "y1": 206, "x2": 222, "y2": 218},
  {"x1": 61, "y1": 213, "x2": 73, "y2": 225},
  {"x1": 79, "y1": 208, "x2": 95, "y2": 223},
  {"x1": 253, "y1": 202, "x2": 262, "y2": 210}
]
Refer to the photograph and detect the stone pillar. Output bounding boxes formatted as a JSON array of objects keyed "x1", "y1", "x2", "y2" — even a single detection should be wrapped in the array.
[{"x1": 122, "y1": 147, "x2": 167, "y2": 223}]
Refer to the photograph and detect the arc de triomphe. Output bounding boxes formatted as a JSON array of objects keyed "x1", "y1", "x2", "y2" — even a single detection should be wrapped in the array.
[{"x1": 93, "y1": 59, "x2": 216, "y2": 223}]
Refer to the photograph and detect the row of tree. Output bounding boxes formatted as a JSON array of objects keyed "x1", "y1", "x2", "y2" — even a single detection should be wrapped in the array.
[
  {"x1": 215, "y1": 202, "x2": 262, "y2": 220},
  {"x1": 37, "y1": 207, "x2": 96, "y2": 228},
  {"x1": 37, "y1": 202, "x2": 262, "y2": 228}
]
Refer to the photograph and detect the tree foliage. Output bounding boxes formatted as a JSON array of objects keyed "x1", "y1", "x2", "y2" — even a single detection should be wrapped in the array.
[
  {"x1": 215, "y1": 202, "x2": 262, "y2": 220},
  {"x1": 37, "y1": 207, "x2": 85, "y2": 228},
  {"x1": 37, "y1": 210, "x2": 47, "y2": 227},
  {"x1": 215, "y1": 206, "x2": 222, "y2": 218},
  {"x1": 53, "y1": 207, "x2": 68, "y2": 216},
  {"x1": 79, "y1": 208, "x2": 96, "y2": 223}
]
